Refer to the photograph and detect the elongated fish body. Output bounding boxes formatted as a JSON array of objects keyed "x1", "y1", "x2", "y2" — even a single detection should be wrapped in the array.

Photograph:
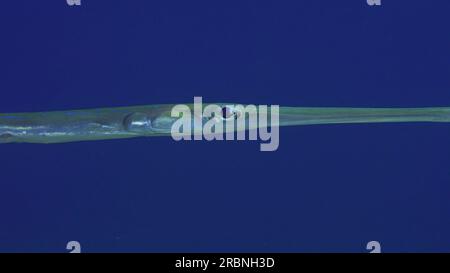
[
  {"x1": 277, "y1": 107, "x2": 450, "y2": 126},
  {"x1": 1, "y1": 104, "x2": 450, "y2": 144},
  {"x1": 0, "y1": 104, "x2": 176, "y2": 143}
]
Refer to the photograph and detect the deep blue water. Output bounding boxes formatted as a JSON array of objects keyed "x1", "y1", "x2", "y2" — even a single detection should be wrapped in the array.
[{"x1": 1, "y1": 0, "x2": 450, "y2": 252}]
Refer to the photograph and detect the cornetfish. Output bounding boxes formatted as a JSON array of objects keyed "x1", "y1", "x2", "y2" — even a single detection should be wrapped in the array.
[{"x1": 1, "y1": 103, "x2": 450, "y2": 144}]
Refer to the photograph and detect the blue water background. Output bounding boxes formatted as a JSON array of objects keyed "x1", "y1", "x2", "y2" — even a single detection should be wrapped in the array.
[{"x1": 0, "y1": 0, "x2": 449, "y2": 252}]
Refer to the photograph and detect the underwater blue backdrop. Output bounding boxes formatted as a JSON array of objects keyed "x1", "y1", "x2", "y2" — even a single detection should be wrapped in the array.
[{"x1": 0, "y1": 0, "x2": 449, "y2": 252}]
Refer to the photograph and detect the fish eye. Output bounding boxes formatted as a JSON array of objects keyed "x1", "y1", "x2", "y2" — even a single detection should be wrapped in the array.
[
  {"x1": 221, "y1": 107, "x2": 240, "y2": 120},
  {"x1": 221, "y1": 107, "x2": 231, "y2": 119}
]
